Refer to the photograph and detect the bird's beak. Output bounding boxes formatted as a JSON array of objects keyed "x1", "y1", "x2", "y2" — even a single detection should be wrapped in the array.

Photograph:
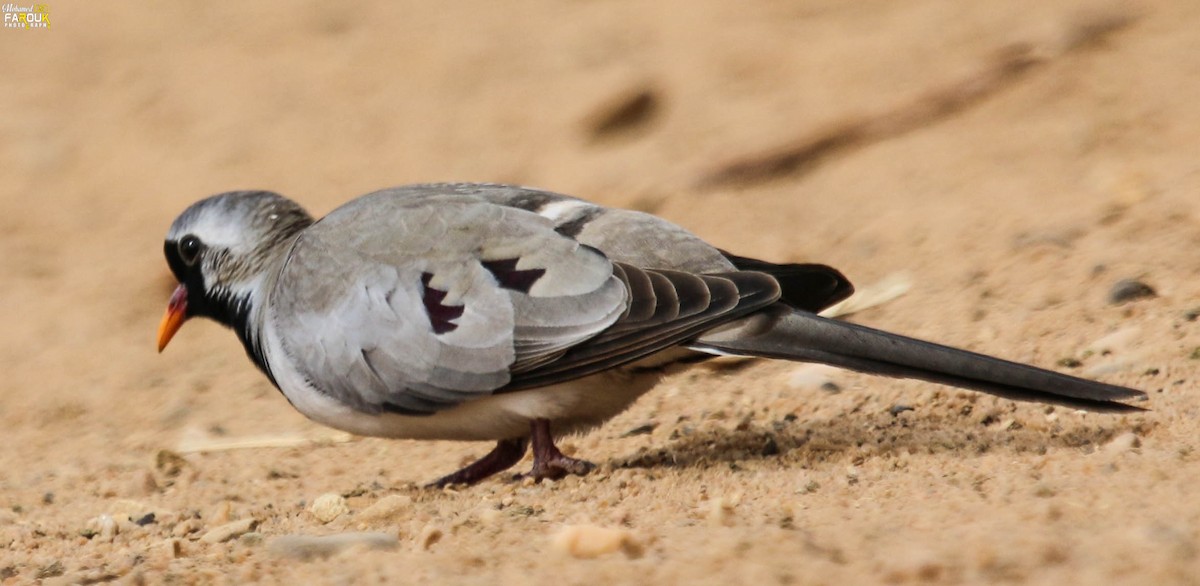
[{"x1": 157, "y1": 284, "x2": 189, "y2": 352}]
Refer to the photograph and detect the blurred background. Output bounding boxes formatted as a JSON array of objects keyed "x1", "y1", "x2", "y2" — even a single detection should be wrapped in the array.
[{"x1": 2, "y1": 0, "x2": 1199, "y2": 582}]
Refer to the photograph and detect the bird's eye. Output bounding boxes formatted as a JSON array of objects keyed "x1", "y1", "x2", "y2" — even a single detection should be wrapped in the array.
[{"x1": 178, "y1": 235, "x2": 203, "y2": 266}]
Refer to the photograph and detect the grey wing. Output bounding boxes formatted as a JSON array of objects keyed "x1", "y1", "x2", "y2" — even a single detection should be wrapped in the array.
[
  {"x1": 503, "y1": 264, "x2": 782, "y2": 390},
  {"x1": 268, "y1": 197, "x2": 627, "y2": 415},
  {"x1": 361, "y1": 183, "x2": 740, "y2": 273},
  {"x1": 267, "y1": 187, "x2": 785, "y2": 416}
]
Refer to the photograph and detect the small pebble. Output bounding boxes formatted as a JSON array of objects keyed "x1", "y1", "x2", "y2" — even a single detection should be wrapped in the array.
[
  {"x1": 707, "y1": 496, "x2": 738, "y2": 527},
  {"x1": 1085, "y1": 326, "x2": 1141, "y2": 355},
  {"x1": 477, "y1": 507, "x2": 502, "y2": 526},
  {"x1": 268, "y1": 532, "x2": 399, "y2": 561},
  {"x1": 888, "y1": 404, "x2": 914, "y2": 416},
  {"x1": 310, "y1": 493, "x2": 349, "y2": 524},
  {"x1": 787, "y1": 364, "x2": 841, "y2": 391},
  {"x1": 35, "y1": 561, "x2": 64, "y2": 580},
  {"x1": 209, "y1": 501, "x2": 233, "y2": 525},
  {"x1": 137, "y1": 470, "x2": 159, "y2": 496},
  {"x1": 1108, "y1": 279, "x2": 1156, "y2": 304},
  {"x1": 155, "y1": 450, "x2": 188, "y2": 478},
  {"x1": 418, "y1": 525, "x2": 443, "y2": 551},
  {"x1": 622, "y1": 423, "x2": 657, "y2": 437},
  {"x1": 87, "y1": 514, "x2": 119, "y2": 542},
  {"x1": 760, "y1": 435, "x2": 780, "y2": 456},
  {"x1": 552, "y1": 524, "x2": 643, "y2": 559},
  {"x1": 845, "y1": 470, "x2": 860, "y2": 487},
  {"x1": 200, "y1": 518, "x2": 258, "y2": 544},
  {"x1": 357, "y1": 494, "x2": 413, "y2": 523},
  {"x1": 583, "y1": 85, "x2": 661, "y2": 140},
  {"x1": 1103, "y1": 432, "x2": 1141, "y2": 454},
  {"x1": 1083, "y1": 359, "x2": 1136, "y2": 378},
  {"x1": 107, "y1": 499, "x2": 156, "y2": 517},
  {"x1": 155, "y1": 539, "x2": 183, "y2": 564},
  {"x1": 173, "y1": 517, "x2": 203, "y2": 538},
  {"x1": 146, "y1": 544, "x2": 178, "y2": 572}
]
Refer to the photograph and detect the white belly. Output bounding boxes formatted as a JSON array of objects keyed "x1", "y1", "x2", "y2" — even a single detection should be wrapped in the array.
[{"x1": 262, "y1": 316, "x2": 667, "y2": 440}]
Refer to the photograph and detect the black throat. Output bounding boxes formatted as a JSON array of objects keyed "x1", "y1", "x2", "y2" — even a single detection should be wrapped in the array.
[
  {"x1": 228, "y1": 293, "x2": 269, "y2": 372},
  {"x1": 205, "y1": 287, "x2": 277, "y2": 387},
  {"x1": 222, "y1": 290, "x2": 274, "y2": 386},
  {"x1": 165, "y1": 240, "x2": 276, "y2": 384}
]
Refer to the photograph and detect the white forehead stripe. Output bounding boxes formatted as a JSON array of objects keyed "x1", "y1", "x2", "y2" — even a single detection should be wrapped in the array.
[{"x1": 169, "y1": 209, "x2": 258, "y2": 253}]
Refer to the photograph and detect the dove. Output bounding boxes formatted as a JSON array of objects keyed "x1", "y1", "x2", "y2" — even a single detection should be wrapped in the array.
[{"x1": 157, "y1": 183, "x2": 1145, "y2": 486}]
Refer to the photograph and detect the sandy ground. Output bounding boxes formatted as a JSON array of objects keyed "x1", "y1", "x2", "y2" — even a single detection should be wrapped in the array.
[{"x1": 2, "y1": 0, "x2": 1200, "y2": 583}]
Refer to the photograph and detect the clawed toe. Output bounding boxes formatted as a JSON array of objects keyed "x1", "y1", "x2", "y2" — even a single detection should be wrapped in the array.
[
  {"x1": 525, "y1": 418, "x2": 596, "y2": 482},
  {"x1": 427, "y1": 419, "x2": 598, "y2": 487},
  {"x1": 522, "y1": 455, "x2": 596, "y2": 482}
]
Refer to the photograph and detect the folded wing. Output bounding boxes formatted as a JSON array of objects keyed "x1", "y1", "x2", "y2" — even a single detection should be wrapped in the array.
[{"x1": 267, "y1": 191, "x2": 782, "y2": 415}]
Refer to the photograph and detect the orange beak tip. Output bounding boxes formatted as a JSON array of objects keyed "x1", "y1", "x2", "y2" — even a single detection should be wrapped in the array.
[{"x1": 157, "y1": 285, "x2": 189, "y2": 352}]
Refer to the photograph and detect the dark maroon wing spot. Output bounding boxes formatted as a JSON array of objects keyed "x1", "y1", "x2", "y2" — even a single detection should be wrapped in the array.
[
  {"x1": 420, "y1": 273, "x2": 465, "y2": 334},
  {"x1": 481, "y1": 258, "x2": 546, "y2": 294}
]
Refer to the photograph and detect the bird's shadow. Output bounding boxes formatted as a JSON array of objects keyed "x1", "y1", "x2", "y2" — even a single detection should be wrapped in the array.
[{"x1": 606, "y1": 408, "x2": 1152, "y2": 473}]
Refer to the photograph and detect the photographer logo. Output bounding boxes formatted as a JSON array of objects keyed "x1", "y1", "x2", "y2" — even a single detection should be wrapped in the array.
[{"x1": 3, "y1": 4, "x2": 50, "y2": 29}]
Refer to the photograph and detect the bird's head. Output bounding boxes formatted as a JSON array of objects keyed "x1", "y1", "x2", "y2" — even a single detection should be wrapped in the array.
[{"x1": 158, "y1": 191, "x2": 314, "y2": 352}]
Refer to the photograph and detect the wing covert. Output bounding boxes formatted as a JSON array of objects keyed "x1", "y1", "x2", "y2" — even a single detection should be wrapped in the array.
[{"x1": 267, "y1": 195, "x2": 625, "y2": 415}]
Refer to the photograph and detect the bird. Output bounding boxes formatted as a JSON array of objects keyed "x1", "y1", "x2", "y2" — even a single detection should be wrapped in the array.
[{"x1": 157, "y1": 183, "x2": 1145, "y2": 486}]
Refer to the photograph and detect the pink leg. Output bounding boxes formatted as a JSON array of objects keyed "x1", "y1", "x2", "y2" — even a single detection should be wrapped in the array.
[
  {"x1": 427, "y1": 437, "x2": 529, "y2": 487},
  {"x1": 526, "y1": 418, "x2": 596, "y2": 481}
]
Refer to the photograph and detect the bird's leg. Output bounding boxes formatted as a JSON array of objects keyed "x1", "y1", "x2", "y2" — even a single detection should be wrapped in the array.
[
  {"x1": 427, "y1": 437, "x2": 529, "y2": 488},
  {"x1": 526, "y1": 418, "x2": 596, "y2": 481}
]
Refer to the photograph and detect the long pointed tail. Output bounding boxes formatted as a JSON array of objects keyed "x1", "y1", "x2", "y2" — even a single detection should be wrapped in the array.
[{"x1": 693, "y1": 309, "x2": 1146, "y2": 412}]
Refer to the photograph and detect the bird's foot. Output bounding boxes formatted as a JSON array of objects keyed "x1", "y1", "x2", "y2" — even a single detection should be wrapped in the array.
[
  {"x1": 427, "y1": 437, "x2": 528, "y2": 488},
  {"x1": 525, "y1": 453, "x2": 596, "y2": 481},
  {"x1": 523, "y1": 418, "x2": 596, "y2": 482}
]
